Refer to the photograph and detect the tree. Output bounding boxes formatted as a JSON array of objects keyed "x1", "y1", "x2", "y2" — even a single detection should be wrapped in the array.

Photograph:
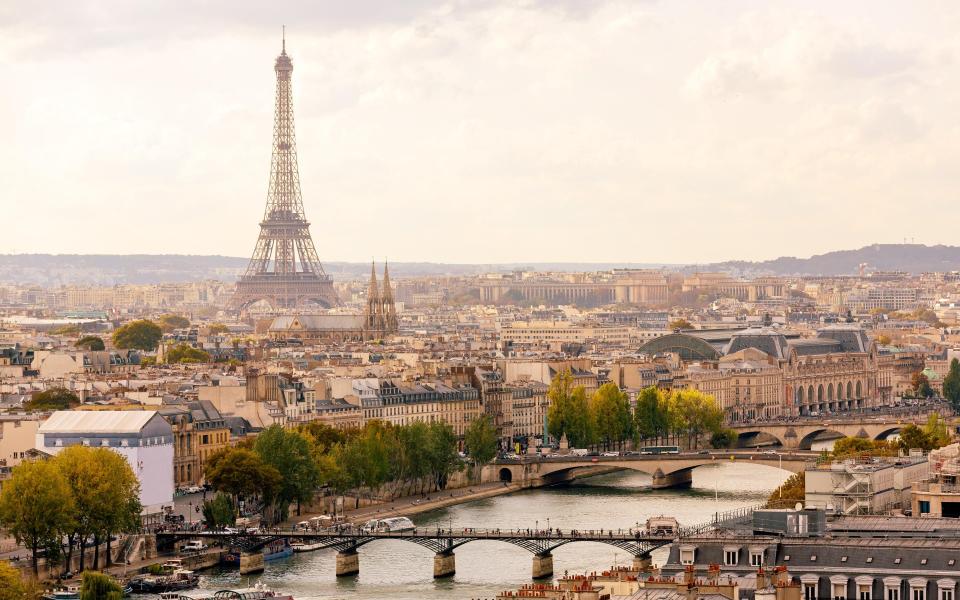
[
  {"x1": 668, "y1": 318, "x2": 693, "y2": 330},
  {"x1": 25, "y1": 387, "x2": 80, "y2": 411},
  {"x1": 897, "y1": 424, "x2": 938, "y2": 453},
  {"x1": 831, "y1": 437, "x2": 896, "y2": 459},
  {"x1": 634, "y1": 386, "x2": 667, "y2": 443},
  {"x1": 546, "y1": 369, "x2": 594, "y2": 448},
  {"x1": 54, "y1": 446, "x2": 141, "y2": 572},
  {"x1": 464, "y1": 414, "x2": 498, "y2": 470},
  {"x1": 0, "y1": 561, "x2": 26, "y2": 600},
  {"x1": 253, "y1": 426, "x2": 321, "y2": 521},
  {"x1": 157, "y1": 314, "x2": 190, "y2": 332},
  {"x1": 590, "y1": 383, "x2": 633, "y2": 450},
  {"x1": 0, "y1": 459, "x2": 75, "y2": 575},
  {"x1": 709, "y1": 428, "x2": 738, "y2": 449},
  {"x1": 923, "y1": 413, "x2": 951, "y2": 449},
  {"x1": 80, "y1": 571, "x2": 123, "y2": 600},
  {"x1": 944, "y1": 359, "x2": 960, "y2": 409},
  {"x1": 425, "y1": 422, "x2": 462, "y2": 492},
  {"x1": 51, "y1": 324, "x2": 82, "y2": 336},
  {"x1": 910, "y1": 371, "x2": 933, "y2": 399},
  {"x1": 112, "y1": 320, "x2": 162, "y2": 351},
  {"x1": 202, "y1": 494, "x2": 235, "y2": 529},
  {"x1": 206, "y1": 448, "x2": 282, "y2": 515},
  {"x1": 76, "y1": 335, "x2": 105, "y2": 351},
  {"x1": 165, "y1": 343, "x2": 211, "y2": 364},
  {"x1": 207, "y1": 323, "x2": 229, "y2": 335},
  {"x1": 876, "y1": 334, "x2": 892, "y2": 346},
  {"x1": 766, "y1": 472, "x2": 805, "y2": 508}
]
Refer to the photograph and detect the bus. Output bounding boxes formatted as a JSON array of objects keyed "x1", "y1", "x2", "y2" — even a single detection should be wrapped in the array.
[{"x1": 638, "y1": 445, "x2": 680, "y2": 455}]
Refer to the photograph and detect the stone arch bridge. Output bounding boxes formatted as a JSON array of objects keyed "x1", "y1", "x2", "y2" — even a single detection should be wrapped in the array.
[
  {"x1": 730, "y1": 416, "x2": 933, "y2": 450},
  {"x1": 483, "y1": 451, "x2": 816, "y2": 490}
]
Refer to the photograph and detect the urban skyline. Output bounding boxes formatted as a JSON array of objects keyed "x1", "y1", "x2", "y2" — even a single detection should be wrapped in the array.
[{"x1": 3, "y1": 1, "x2": 960, "y2": 263}]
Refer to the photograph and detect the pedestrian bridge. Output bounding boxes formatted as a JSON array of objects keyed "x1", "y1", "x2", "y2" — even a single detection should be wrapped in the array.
[
  {"x1": 484, "y1": 450, "x2": 817, "y2": 489},
  {"x1": 730, "y1": 414, "x2": 936, "y2": 449},
  {"x1": 159, "y1": 520, "x2": 717, "y2": 579}
]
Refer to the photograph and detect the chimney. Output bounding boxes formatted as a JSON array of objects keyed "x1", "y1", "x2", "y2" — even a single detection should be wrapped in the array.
[
  {"x1": 707, "y1": 564, "x2": 721, "y2": 585},
  {"x1": 756, "y1": 567, "x2": 769, "y2": 590},
  {"x1": 683, "y1": 565, "x2": 696, "y2": 586}
]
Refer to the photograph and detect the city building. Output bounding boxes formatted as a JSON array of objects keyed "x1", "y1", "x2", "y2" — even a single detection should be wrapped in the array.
[
  {"x1": 158, "y1": 400, "x2": 230, "y2": 489},
  {"x1": 805, "y1": 454, "x2": 929, "y2": 515},
  {"x1": 36, "y1": 410, "x2": 174, "y2": 508}
]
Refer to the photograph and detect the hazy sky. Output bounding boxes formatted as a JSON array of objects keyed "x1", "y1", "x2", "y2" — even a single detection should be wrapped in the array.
[{"x1": 2, "y1": 1, "x2": 959, "y2": 264}]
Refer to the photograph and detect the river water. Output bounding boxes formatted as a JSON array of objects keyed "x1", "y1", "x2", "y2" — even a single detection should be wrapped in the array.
[{"x1": 192, "y1": 462, "x2": 789, "y2": 600}]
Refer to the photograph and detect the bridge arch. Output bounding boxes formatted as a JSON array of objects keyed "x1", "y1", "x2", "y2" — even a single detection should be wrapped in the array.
[
  {"x1": 798, "y1": 428, "x2": 846, "y2": 450},
  {"x1": 873, "y1": 426, "x2": 903, "y2": 441}
]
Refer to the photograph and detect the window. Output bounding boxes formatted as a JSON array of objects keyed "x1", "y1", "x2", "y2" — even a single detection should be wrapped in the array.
[
  {"x1": 811, "y1": 555, "x2": 818, "y2": 562},
  {"x1": 751, "y1": 551, "x2": 764, "y2": 567},
  {"x1": 724, "y1": 550, "x2": 739, "y2": 566},
  {"x1": 836, "y1": 583, "x2": 848, "y2": 600},
  {"x1": 842, "y1": 556, "x2": 848, "y2": 563},
  {"x1": 950, "y1": 561, "x2": 956, "y2": 567},
  {"x1": 941, "y1": 590, "x2": 954, "y2": 600},
  {"x1": 914, "y1": 589, "x2": 926, "y2": 600},
  {"x1": 861, "y1": 586, "x2": 873, "y2": 600},
  {"x1": 889, "y1": 589, "x2": 900, "y2": 600},
  {"x1": 679, "y1": 546, "x2": 695, "y2": 566},
  {"x1": 895, "y1": 558, "x2": 902, "y2": 564},
  {"x1": 867, "y1": 557, "x2": 874, "y2": 563},
  {"x1": 805, "y1": 584, "x2": 817, "y2": 600}
]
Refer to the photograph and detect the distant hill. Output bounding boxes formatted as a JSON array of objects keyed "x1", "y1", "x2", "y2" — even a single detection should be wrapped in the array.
[
  {"x1": 705, "y1": 244, "x2": 960, "y2": 276},
  {"x1": 0, "y1": 254, "x2": 670, "y2": 285},
  {"x1": 1, "y1": 244, "x2": 956, "y2": 285}
]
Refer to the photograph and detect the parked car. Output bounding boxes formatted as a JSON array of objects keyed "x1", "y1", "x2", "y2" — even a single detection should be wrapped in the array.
[
  {"x1": 601, "y1": 451, "x2": 619, "y2": 457},
  {"x1": 181, "y1": 540, "x2": 206, "y2": 552}
]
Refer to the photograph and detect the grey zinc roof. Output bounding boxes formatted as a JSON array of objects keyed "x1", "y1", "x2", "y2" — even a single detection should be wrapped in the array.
[
  {"x1": 724, "y1": 329, "x2": 790, "y2": 359},
  {"x1": 39, "y1": 410, "x2": 160, "y2": 434}
]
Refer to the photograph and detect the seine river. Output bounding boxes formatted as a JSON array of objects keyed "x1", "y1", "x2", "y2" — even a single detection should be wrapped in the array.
[{"x1": 193, "y1": 462, "x2": 789, "y2": 600}]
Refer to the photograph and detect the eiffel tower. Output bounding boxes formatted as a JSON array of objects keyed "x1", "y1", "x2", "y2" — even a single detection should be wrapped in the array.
[{"x1": 230, "y1": 34, "x2": 339, "y2": 312}]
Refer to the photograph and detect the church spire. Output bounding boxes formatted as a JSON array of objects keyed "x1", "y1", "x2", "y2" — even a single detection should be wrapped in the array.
[
  {"x1": 365, "y1": 260, "x2": 382, "y2": 332},
  {"x1": 381, "y1": 260, "x2": 398, "y2": 333}
]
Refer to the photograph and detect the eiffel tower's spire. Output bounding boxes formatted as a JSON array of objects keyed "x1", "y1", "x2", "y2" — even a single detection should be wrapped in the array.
[{"x1": 230, "y1": 36, "x2": 338, "y2": 312}]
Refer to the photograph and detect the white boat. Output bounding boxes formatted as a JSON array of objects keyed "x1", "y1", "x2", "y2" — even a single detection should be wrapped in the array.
[
  {"x1": 290, "y1": 540, "x2": 324, "y2": 552},
  {"x1": 360, "y1": 516, "x2": 415, "y2": 533}
]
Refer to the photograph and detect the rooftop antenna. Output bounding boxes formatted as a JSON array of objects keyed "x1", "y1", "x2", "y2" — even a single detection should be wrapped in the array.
[{"x1": 282, "y1": 25, "x2": 286, "y2": 54}]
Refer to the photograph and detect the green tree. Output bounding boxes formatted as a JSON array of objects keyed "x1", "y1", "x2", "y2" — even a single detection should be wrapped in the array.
[
  {"x1": 897, "y1": 424, "x2": 938, "y2": 453},
  {"x1": 425, "y1": 421, "x2": 462, "y2": 492},
  {"x1": 76, "y1": 335, "x2": 105, "y2": 351},
  {"x1": 80, "y1": 570, "x2": 123, "y2": 600},
  {"x1": 51, "y1": 324, "x2": 82, "y2": 336},
  {"x1": 206, "y1": 448, "x2": 282, "y2": 514},
  {"x1": 157, "y1": 314, "x2": 190, "y2": 332},
  {"x1": 767, "y1": 471, "x2": 805, "y2": 508},
  {"x1": 112, "y1": 320, "x2": 162, "y2": 351},
  {"x1": 0, "y1": 561, "x2": 26, "y2": 600},
  {"x1": 590, "y1": 383, "x2": 633, "y2": 450},
  {"x1": 202, "y1": 494, "x2": 235, "y2": 529},
  {"x1": 634, "y1": 386, "x2": 667, "y2": 443},
  {"x1": 208, "y1": 323, "x2": 230, "y2": 335},
  {"x1": 464, "y1": 414, "x2": 498, "y2": 471},
  {"x1": 25, "y1": 387, "x2": 80, "y2": 411},
  {"x1": 943, "y1": 358, "x2": 960, "y2": 409},
  {"x1": 253, "y1": 425, "x2": 321, "y2": 521},
  {"x1": 0, "y1": 459, "x2": 75, "y2": 575},
  {"x1": 709, "y1": 428, "x2": 738, "y2": 449},
  {"x1": 546, "y1": 369, "x2": 594, "y2": 448},
  {"x1": 165, "y1": 343, "x2": 211, "y2": 364},
  {"x1": 831, "y1": 437, "x2": 896, "y2": 459},
  {"x1": 668, "y1": 318, "x2": 693, "y2": 330},
  {"x1": 923, "y1": 413, "x2": 951, "y2": 448}
]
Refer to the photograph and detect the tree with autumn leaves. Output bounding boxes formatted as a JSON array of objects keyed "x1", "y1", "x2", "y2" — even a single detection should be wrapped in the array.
[{"x1": 0, "y1": 447, "x2": 141, "y2": 577}]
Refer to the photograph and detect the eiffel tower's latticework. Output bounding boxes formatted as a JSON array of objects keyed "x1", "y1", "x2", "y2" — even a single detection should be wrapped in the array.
[{"x1": 230, "y1": 38, "x2": 338, "y2": 312}]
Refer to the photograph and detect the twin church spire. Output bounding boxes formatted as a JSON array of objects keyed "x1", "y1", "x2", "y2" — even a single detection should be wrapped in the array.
[{"x1": 365, "y1": 261, "x2": 399, "y2": 335}]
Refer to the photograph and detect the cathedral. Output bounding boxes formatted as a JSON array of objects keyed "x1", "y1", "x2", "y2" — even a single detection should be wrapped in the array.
[{"x1": 267, "y1": 262, "x2": 399, "y2": 342}]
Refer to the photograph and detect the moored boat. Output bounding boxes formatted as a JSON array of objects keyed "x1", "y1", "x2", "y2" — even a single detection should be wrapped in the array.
[{"x1": 290, "y1": 540, "x2": 324, "y2": 553}]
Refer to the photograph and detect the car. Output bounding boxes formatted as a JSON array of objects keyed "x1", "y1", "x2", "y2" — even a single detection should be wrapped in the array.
[
  {"x1": 181, "y1": 540, "x2": 206, "y2": 552},
  {"x1": 185, "y1": 486, "x2": 204, "y2": 494},
  {"x1": 697, "y1": 450, "x2": 710, "y2": 455},
  {"x1": 601, "y1": 451, "x2": 619, "y2": 457},
  {"x1": 762, "y1": 450, "x2": 777, "y2": 455}
]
